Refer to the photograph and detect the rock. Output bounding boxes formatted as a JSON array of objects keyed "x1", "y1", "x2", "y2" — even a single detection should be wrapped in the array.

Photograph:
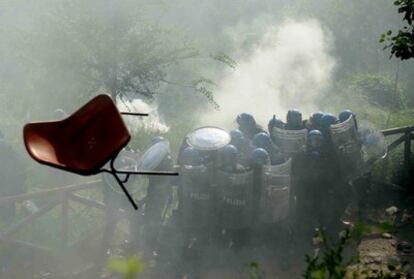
[
  {"x1": 382, "y1": 233, "x2": 393, "y2": 239},
  {"x1": 397, "y1": 241, "x2": 411, "y2": 254},
  {"x1": 373, "y1": 257, "x2": 382, "y2": 264},
  {"x1": 388, "y1": 264, "x2": 396, "y2": 271},
  {"x1": 401, "y1": 211, "x2": 412, "y2": 223},
  {"x1": 386, "y1": 206, "x2": 398, "y2": 215},
  {"x1": 368, "y1": 252, "x2": 381, "y2": 257},
  {"x1": 365, "y1": 252, "x2": 383, "y2": 264},
  {"x1": 386, "y1": 255, "x2": 400, "y2": 266}
]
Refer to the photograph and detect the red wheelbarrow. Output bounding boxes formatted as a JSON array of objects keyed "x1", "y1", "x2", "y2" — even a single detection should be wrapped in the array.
[{"x1": 23, "y1": 94, "x2": 178, "y2": 210}]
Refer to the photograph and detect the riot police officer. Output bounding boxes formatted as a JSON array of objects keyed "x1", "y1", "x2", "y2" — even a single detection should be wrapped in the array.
[
  {"x1": 176, "y1": 146, "x2": 214, "y2": 277},
  {"x1": 308, "y1": 111, "x2": 325, "y2": 131},
  {"x1": 268, "y1": 114, "x2": 285, "y2": 134},
  {"x1": 236, "y1": 113, "x2": 265, "y2": 140},
  {"x1": 338, "y1": 109, "x2": 353, "y2": 123},
  {"x1": 268, "y1": 115, "x2": 285, "y2": 147},
  {"x1": 249, "y1": 147, "x2": 270, "y2": 237},
  {"x1": 339, "y1": 109, "x2": 358, "y2": 130},
  {"x1": 177, "y1": 146, "x2": 213, "y2": 238},
  {"x1": 221, "y1": 144, "x2": 246, "y2": 173},
  {"x1": 285, "y1": 109, "x2": 304, "y2": 130},
  {"x1": 141, "y1": 137, "x2": 175, "y2": 255},
  {"x1": 229, "y1": 129, "x2": 253, "y2": 167},
  {"x1": 320, "y1": 113, "x2": 338, "y2": 131},
  {"x1": 253, "y1": 132, "x2": 285, "y2": 165},
  {"x1": 217, "y1": 145, "x2": 254, "y2": 250},
  {"x1": 292, "y1": 129, "x2": 349, "y2": 252}
]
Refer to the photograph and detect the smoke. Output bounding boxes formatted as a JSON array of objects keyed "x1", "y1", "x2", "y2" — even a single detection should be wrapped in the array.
[
  {"x1": 116, "y1": 97, "x2": 170, "y2": 134},
  {"x1": 200, "y1": 19, "x2": 335, "y2": 128}
]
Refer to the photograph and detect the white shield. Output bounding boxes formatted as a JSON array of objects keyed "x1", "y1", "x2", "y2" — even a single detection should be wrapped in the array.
[{"x1": 186, "y1": 126, "x2": 231, "y2": 151}]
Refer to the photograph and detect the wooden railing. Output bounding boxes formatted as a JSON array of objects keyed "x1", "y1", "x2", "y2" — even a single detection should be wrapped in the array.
[
  {"x1": 380, "y1": 125, "x2": 414, "y2": 186},
  {"x1": 0, "y1": 180, "x2": 104, "y2": 251},
  {"x1": 0, "y1": 179, "x2": 133, "y2": 278},
  {"x1": 381, "y1": 126, "x2": 414, "y2": 162}
]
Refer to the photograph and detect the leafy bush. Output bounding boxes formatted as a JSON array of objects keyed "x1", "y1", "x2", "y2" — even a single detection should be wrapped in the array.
[
  {"x1": 303, "y1": 229, "x2": 355, "y2": 279},
  {"x1": 107, "y1": 256, "x2": 144, "y2": 279},
  {"x1": 350, "y1": 73, "x2": 407, "y2": 110}
]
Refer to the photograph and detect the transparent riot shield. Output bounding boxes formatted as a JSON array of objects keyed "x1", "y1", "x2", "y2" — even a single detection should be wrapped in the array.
[
  {"x1": 138, "y1": 140, "x2": 171, "y2": 171},
  {"x1": 272, "y1": 127, "x2": 307, "y2": 156},
  {"x1": 359, "y1": 124, "x2": 388, "y2": 167},
  {"x1": 259, "y1": 159, "x2": 291, "y2": 224},
  {"x1": 216, "y1": 170, "x2": 254, "y2": 230},
  {"x1": 329, "y1": 116, "x2": 363, "y2": 180},
  {"x1": 180, "y1": 164, "x2": 213, "y2": 230}
]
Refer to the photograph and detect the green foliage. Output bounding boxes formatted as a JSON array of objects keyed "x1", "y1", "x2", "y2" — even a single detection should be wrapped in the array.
[
  {"x1": 380, "y1": 0, "x2": 414, "y2": 60},
  {"x1": 107, "y1": 256, "x2": 144, "y2": 279},
  {"x1": 247, "y1": 262, "x2": 265, "y2": 279},
  {"x1": 303, "y1": 229, "x2": 355, "y2": 279},
  {"x1": 22, "y1": 0, "x2": 198, "y2": 102},
  {"x1": 351, "y1": 221, "x2": 372, "y2": 240},
  {"x1": 192, "y1": 78, "x2": 220, "y2": 110},
  {"x1": 304, "y1": 224, "x2": 412, "y2": 278},
  {"x1": 1, "y1": 0, "x2": 234, "y2": 121},
  {"x1": 211, "y1": 52, "x2": 237, "y2": 69},
  {"x1": 350, "y1": 73, "x2": 407, "y2": 110},
  {"x1": 352, "y1": 221, "x2": 396, "y2": 240}
]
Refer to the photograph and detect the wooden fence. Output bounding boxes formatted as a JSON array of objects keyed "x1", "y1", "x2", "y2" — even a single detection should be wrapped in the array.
[
  {"x1": 381, "y1": 125, "x2": 414, "y2": 186},
  {"x1": 0, "y1": 179, "x2": 129, "y2": 278}
]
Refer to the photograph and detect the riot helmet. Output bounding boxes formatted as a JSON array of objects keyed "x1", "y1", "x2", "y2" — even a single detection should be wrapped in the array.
[
  {"x1": 236, "y1": 113, "x2": 256, "y2": 133},
  {"x1": 311, "y1": 111, "x2": 325, "y2": 127},
  {"x1": 253, "y1": 132, "x2": 272, "y2": 151},
  {"x1": 250, "y1": 148, "x2": 271, "y2": 166},
  {"x1": 286, "y1": 109, "x2": 303, "y2": 129},
  {"x1": 338, "y1": 109, "x2": 354, "y2": 123},
  {"x1": 268, "y1": 115, "x2": 284, "y2": 133},
  {"x1": 307, "y1": 129, "x2": 324, "y2": 151},
  {"x1": 230, "y1": 129, "x2": 245, "y2": 149},
  {"x1": 181, "y1": 146, "x2": 203, "y2": 166},
  {"x1": 222, "y1": 144, "x2": 239, "y2": 168},
  {"x1": 320, "y1": 113, "x2": 338, "y2": 128}
]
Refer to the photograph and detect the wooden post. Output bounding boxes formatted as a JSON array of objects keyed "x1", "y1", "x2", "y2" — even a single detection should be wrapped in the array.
[
  {"x1": 404, "y1": 131, "x2": 411, "y2": 164},
  {"x1": 404, "y1": 130, "x2": 412, "y2": 187}
]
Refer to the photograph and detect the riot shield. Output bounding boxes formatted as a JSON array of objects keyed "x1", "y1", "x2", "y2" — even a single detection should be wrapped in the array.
[
  {"x1": 271, "y1": 127, "x2": 307, "y2": 155},
  {"x1": 329, "y1": 116, "x2": 361, "y2": 155},
  {"x1": 216, "y1": 170, "x2": 254, "y2": 230},
  {"x1": 259, "y1": 159, "x2": 291, "y2": 224},
  {"x1": 359, "y1": 125, "x2": 387, "y2": 166},
  {"x1": 180, "y1": 164, "x2": 213, "y2": 231},
  {"x1": 186, "y1": 126, "x2": 231, "y2": 151},
  {"x1": 329, "y1": 116, "x2": 363, "y2": 180},
  {"x1": 139, "y1": 140, "x2": 170, "y2": 171}
]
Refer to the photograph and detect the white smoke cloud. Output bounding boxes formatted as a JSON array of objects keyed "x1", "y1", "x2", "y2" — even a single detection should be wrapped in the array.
[
  {"x1": 201, "y1": 19, "x2": 335, "y2": 129},
  {"x1": 116, "y1": 97, "x2": 169, "y2": 134}
]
